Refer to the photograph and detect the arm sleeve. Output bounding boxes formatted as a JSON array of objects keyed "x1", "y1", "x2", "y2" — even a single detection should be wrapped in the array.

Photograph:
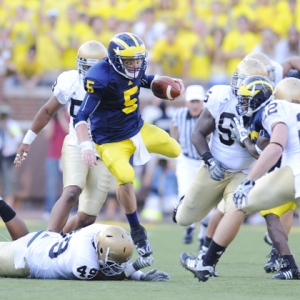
[
  {"x1": 74, "y1": 92, "x2": 101, "y2": 126},
  {"x1": 140, "y1": 74, "x2": 155, "y2": 89}
]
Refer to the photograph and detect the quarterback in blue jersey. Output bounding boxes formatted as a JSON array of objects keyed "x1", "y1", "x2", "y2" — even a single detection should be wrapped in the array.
[{"x1": 75, "y1": 32, "x2": 184, "y2": 258}]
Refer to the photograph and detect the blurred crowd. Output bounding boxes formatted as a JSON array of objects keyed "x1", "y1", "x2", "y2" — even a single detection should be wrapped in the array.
[{"x1": 1, "y1": 0, "x2": 300, "y2": 90}]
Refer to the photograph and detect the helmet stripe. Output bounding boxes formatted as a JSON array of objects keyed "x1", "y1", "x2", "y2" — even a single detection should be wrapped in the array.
[
  {"x1": 112, "y1": 37, "x2": 129, "y2": 49},
  {"x1": 245, "y1": 80, "x2": 274, "y2": 91},
  {"x1": 127, "y1": 33, "x2": 140, "y2": 47}
]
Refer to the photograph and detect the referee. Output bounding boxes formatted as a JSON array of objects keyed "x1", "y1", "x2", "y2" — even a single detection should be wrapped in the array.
[{"x1": 170, "y1": 85, "x2": 212, "y2": 249}]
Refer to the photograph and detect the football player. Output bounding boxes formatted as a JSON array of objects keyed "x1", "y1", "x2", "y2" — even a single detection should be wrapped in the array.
[
  {"x1": 200, "y1": 52, "x2": 300, "y2": 269},
  {"x1": 180, "y1": 76, "x2": 300, "y2": 281},
  {"x1": 0, "y1": 196, "x2": 169, "y2": 281},
  {"x1": 14, "y1": 41, "x2": 112, "y2": 234},
  {"x1": 173, "y1": 58, "x2": 267, "y2": 225},
  {"x1": 74, "y1": 32, "x2": 184, "y2": 258}
]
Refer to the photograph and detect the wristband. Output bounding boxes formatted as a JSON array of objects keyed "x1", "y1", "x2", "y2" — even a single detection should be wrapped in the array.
[
  {"x1": 131, "y1": 270, "x2": 144, "y2": 281},
  {"x1": 201, "y1": 151, "x2": 213, "y2": 165},
  {"x1": 79, "y1": 141, "x2": 94, "y2": 153},
  {"x1": 22, "y1": 130, "x2": 37, "y2": 145},
  {"x1": 124, "y1": 263, "x2": 136, "y2": 278}
]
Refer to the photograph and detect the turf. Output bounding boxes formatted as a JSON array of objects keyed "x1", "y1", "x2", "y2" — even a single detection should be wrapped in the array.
[{"x1": 0, "y1": 220, "x2": 299, "y2": 300}]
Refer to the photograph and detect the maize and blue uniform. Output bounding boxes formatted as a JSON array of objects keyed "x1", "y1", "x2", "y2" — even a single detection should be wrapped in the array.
[{"x1": 75, "y1": 58, "x2": 181, "y2": 185}]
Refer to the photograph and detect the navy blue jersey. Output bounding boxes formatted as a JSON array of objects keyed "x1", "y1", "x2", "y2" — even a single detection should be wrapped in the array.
[
  {"x1": 247, "y1": 107, "x2": 270, "y2": 144},
  {"x1": 75, "y1": 58, "x2": 155, "y2": 144}
]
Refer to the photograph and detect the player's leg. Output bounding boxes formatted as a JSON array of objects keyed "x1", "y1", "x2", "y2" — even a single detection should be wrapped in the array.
[
  {"x1": 201, "y1": 205, "x2": 224, "y2": 253},
  {"x1": 47, "y1": 138, "x2": 88, "y2": 232},
  {"x1": 261, "y1": 203, "x2": 296, "y2": 273},
  {"x1": 0, "y1": 196, "x2": 29, "y2": 240},
  {"x1": 63, "y1": 160, "x2": 111, "y2": 233},
  {"x1": 96, "y1": 140, "x2": 153, "y2": 257},
  {"x1": 0, "y1": 196, "x2": 33, "y2": 278},
  {"x1": 175, "y1": 164, "x2": 227, "y2": 226},
  {"x1": 179, "y1": 171, "x2": 247, "y2": 281},
  {"x1": 140, "y1": 122, "x2": 181, "y2": 158}
]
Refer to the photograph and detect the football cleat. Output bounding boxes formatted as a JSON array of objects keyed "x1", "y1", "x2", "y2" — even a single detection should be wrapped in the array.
[
  {"x1": 273, "y1": 259, "x2": 300, "y2": 280},
  {"x1": 182, "y1": 225, "x2": 195, "y2": 244},
  {"x1": 130, "y1": 225, "x2": 153, "y2": 257},
  {"x1": 264, "y1": 248, "x2": 280, "y2": 273},
  {"x1": 180, "y1": 252, "x2": 214, "y2": 282}
]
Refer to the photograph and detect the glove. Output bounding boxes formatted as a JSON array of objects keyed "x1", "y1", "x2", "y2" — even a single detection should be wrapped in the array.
[
  {"x1": 202, "y1": 152, "x2": 228, "y2": 181},
  {"x1": 133, "y1": 255, "x2": 154, "y2": 270},
  {"x1": 141, "y1": 269, "x2": 170, "y2": 281},
  {"x1": 229, "y1": 117, "x2": 248, "y2": 146},
  {"x1": 233, "y1": 178, "x2": 255, "y2": 208}
]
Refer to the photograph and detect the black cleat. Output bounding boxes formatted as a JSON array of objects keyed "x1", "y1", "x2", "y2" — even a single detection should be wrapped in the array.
[
  {"x1": 182, "y1": 225, "x2": 195, "y2": 244},
  {"x1": 179, "y1": 252, "x2": 214, "y2": 282},
  {"x1": 130, "y1": 225, "x2": 153, "y2": 257},
  {"x1": 264, "y1": 248, "x2": 280, "y2": 273},
  {"x1": 273, "y1": 259, "x2": 300, "y2": 280}
]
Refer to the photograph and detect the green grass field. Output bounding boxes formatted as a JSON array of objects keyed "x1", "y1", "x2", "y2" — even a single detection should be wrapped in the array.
[{"x1": 0, "y1": 220, "x2": 299, "y2": 300}]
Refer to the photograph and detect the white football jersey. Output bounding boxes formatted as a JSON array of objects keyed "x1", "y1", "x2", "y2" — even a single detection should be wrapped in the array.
[
  {"x1": 204, "y1": 85, "x2": 256, "y2": 173},
  {"x1": 24, "y1": 224, "x2": 109, "y2": 279},
  {"x1": 262, "y1": 100, "x2": 300, "y2": 197},
  {"x1": 52, "y1": 70, "x2": 96, "y2": 154}
]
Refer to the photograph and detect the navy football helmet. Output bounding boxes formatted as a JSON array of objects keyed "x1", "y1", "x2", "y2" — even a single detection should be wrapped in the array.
[
  {"x1": 108, "y1": 32, "x2": 147, "y2": 79},
  {"x1": 236, "y1": 75, "x2": 274, "y2": 117}
]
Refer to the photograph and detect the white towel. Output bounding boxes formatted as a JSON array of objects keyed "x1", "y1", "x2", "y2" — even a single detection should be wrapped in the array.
[{"x1": 130, "y1": 132, "x2": 152, "y2": 166}]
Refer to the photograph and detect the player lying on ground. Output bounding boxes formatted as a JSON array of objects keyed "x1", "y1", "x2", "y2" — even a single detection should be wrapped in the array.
[{"x1": 0, "y1": 196, "x2": 169, "y2": 281}]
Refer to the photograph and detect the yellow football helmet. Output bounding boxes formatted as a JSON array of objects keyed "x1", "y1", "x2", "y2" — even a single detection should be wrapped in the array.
[
  {"x1": 245, "y1": 52, "x2": 276, "y2": 84},
  {"x1": 76, "y1": 40, "x2": 107, "y2": 78},
  {"x1": 94, "y1": 226, "x2": 134, "y2": 276},
  {"x1": 231, "y1": 58, "x2": 268, "y2": 96},
  {"x1": 274, "y1": 77, "x2": 300, "y2": 103},
  {"x1": 108, "y1": 32, "x2": 147, "y2": 79},
  {"x1": 237, "y1": 75, "x2": 274, "y2": 116}
]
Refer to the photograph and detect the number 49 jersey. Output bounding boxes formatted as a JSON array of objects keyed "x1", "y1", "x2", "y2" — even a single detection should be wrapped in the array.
[
  {"x1": 262, "y1": 100, "x2": 300, "y2": 197},
  {"x1": 24, "y1": 224, "x2": 110, "y2": 280},
  {"x1": 204, "y1": 85, "x2": 256, "y2": 173}
]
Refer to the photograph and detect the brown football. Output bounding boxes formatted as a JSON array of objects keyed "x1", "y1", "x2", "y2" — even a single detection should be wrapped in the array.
[{"x1": 151, "y1": 76, "x2": 181, "y2": 100}]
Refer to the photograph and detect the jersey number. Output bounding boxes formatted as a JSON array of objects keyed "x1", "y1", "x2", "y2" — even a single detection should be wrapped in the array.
[
  {"x1": 123, "y1": 86, "x2": 138, "y2": 114},
  {"x1": 76, "y1": 266, "x2": 98, "y2": 279},
  {"x1": 218, "y1": 112, "x2": 236, "y2": 146},
  {"x1": 49, "y1": 236, "x2": 72, "y2": 259},
  {"x1": 86, "y1": 80, "x2": 95, "y2": 93}
]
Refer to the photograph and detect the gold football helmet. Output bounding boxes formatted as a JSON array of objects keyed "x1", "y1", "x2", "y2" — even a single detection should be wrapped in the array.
[
  {"x1": 231, "y1": 58, "x2": 268, "y2": 96},
  {"x1": 76, "y1": 40, "x2": 107, "y2": 78},
  {"x1": 94, "y1": 226, "x2": 134, "y2": 276},
  {"x1": 245, "y1": 52, "x2": 276, "y2": 84},
  {"x1": 274, "y1": 77, "x2": 300, "y2": 103}
]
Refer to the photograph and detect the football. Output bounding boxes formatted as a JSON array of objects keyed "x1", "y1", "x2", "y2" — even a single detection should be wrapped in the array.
[{"x1": 151, "y1": 76, "x2": 181, "y2": 100}]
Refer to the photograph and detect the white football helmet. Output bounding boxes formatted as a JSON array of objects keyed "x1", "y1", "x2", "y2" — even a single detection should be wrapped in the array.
[
  {"x1": 231, "y1": 58, "x2": 268, "y2": 96},
  {"x1": 76, "y1": 40, "x2": 107, "y2": 78},
  {"x1": 94, "y1": 226, "x2": 134, "y2": 276},
  {"x1": 245, "y1": 52, "x2": 276, "y2": 85},
  {"x1": 274, "y1": 77, "x2": 300, "y2": 103}
]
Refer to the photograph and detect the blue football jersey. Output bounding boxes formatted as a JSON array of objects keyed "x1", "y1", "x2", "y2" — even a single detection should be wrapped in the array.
[
  {"x1": 247, "y1": 107, "x2": 270, "y2": 144},
  {"x1": 75, "y1": 58, "x2": 155, "y2": 144}
]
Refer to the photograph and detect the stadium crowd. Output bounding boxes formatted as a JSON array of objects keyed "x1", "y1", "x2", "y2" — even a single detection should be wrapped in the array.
[{"x1": 1, "y1": 0, "x2": 300, "y2": 90}]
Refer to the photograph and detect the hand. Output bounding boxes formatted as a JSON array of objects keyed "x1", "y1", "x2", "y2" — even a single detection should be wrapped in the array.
[
  {"x1": 204, "y1": 157, "x2": 228, "y2": 181},
  {"x1": 172, "y1": 78, "x2": 185, "y2": 100},
  {"x1": 14, "y1": 144, "x2": 30, "y2": 167},
  {"x1": 233, "y1": 178, "x2": 255, "y2": 208},
  {"x1": 229, "y1": 117, "x2": 248, "y2": 146},
  {"x1": 141, "y1": 269, "x2": 170, "y2": 282},
  {"x1": 133, "y1": 255, "x2": 154, "y2": 270},
  {"x1": 81, "y1": 149, "x2": 97, "y2": 167}
]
